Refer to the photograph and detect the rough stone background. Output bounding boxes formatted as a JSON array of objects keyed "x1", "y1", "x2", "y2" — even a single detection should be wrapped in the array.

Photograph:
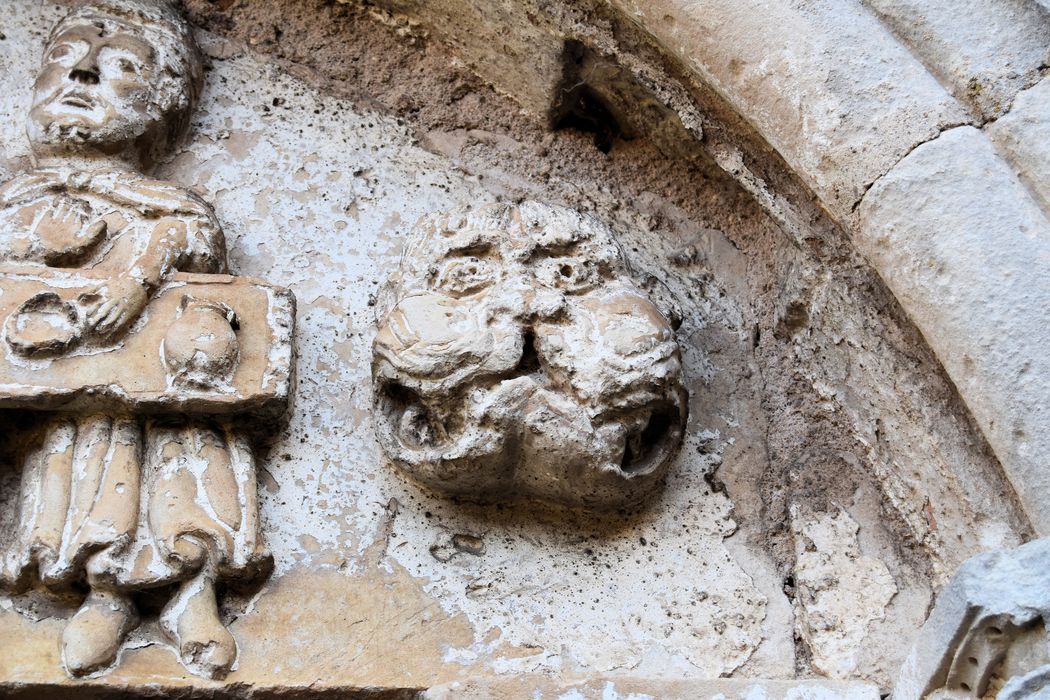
[{"x1": 0, "y1": 0, "x2": 1034, "y2": 694}]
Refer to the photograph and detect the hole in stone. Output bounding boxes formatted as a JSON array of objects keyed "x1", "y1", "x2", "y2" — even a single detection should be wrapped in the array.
[
  {"x1": 960, "y1": 682, "x2": 971, "y2": 692},
  {"x1": 620, "y1": 403, "x2": 677, "y2": 474},
  {"x1": 968, "y1": 656, "x2": 978, "y2": 666},
  {"x1": 133, "y1": 582, "x2": 178, "y2": 619},
  {"x1": 554, "y1": 86, "x2": 622, "y2": 154},
  {"x1": 513, "y1": 330, "x2": 541, "y2": 376},
  {"x1": 552, "y1": 40, "x2": 628, "y2": 154},
  {"x1": 776, "y1": 300, "x2": 809, "y2": 337},
  {"x1": 559, "y1": 264, "x2": 573, "y2": 277}
]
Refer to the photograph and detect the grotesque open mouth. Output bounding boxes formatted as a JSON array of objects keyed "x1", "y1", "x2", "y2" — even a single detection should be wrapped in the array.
[
  {"x1": 378, "y1": 327, "x2": 685, "y2": 480},
  {"x1": 379, "y1": 381, "x2": 447, "y2": 449},
  {"x1": 616, "y1": 401, "x2": 682, "y2": 475}
]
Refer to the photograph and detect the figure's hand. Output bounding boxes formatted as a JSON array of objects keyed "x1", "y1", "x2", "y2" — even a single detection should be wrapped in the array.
[
  {"x1": 34, "y1": 197, "x2": 107, "y2": 259},
  {"x1": 79, "y1": 275, "x2": 149, "y2": 338},
  {"x1": 5, "y1": 196, "x2": 107, "y2": 264}
]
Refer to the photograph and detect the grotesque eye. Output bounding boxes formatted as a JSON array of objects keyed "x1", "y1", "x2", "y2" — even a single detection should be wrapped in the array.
[
  {"x1": 118, "y1": 58, "x2": 139, "y2": 75},
  {"x1": 434, "y1": 257, "x2": 497, "y2": 297},
  {"x1": 536, "y1": 256, "x2": 599, "y2": 294}
]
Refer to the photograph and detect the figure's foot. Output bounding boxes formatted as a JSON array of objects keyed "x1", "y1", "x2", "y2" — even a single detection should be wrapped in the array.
[
  {"x1": 160, "y1": 574, "x2": 237, "y2": 679},
  {"x1": 61, "y1": 590, "x2": 137, "y2": 677}
]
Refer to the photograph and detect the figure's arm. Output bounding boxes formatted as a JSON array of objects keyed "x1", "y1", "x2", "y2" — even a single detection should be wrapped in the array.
[
  {"x1": 129, "y1": 217, "x2": 190, "y2": 294},
  {"x1": 82, "y1": 218, "x2": 189, "y2": 337}
]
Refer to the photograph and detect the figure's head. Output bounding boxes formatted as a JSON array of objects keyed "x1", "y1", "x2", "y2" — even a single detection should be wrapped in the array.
[
  {"x1": 28, "y1": 0, "x2": 203, "y2": 166},
  {"x1": 372, "y1": 202, "x2": 688, "y2": 509}
]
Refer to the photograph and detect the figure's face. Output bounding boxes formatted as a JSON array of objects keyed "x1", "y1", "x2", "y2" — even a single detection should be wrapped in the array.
[
  {"x1": 28, "y1": 21, "x2": 160, "y2": 153},
  {"x1": 373, "y1": 203, "x2": 687, "y2": 509}
]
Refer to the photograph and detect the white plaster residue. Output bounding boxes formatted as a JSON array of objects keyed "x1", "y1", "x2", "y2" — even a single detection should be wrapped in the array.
[{"x1": 790, "y1": 506, "x2": 897, "y2": 679}]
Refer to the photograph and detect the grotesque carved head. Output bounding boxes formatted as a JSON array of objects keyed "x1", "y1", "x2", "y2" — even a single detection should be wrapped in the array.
[
  {"x1": 28, "y1": 0, "x2": 203, "y2": 165},
  {"x1": 372, "y1": 202, "x2": 688, "y2": 509}
]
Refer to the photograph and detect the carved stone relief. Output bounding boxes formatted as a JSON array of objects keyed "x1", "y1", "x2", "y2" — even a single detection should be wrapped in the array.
[
  {"x1": 895, "y1": 538, "x2": 1050, "y2": 700},
  {"x1": 0, "y1": 0, "x2": 295, "y2": 680},
  {"x1": 4, "y1": 0, "x2": 1045, "y2": 694},
  {"x1": 372, "y1": 201, "x2": 687, "y2": 509}
]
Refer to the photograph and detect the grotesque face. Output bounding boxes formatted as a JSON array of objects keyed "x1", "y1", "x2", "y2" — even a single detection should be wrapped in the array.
[
  {"x1": 372, "y1": 202, "x2": 687, "y2": 509},
  {"x1": 27, "y1": 1, "x2": 201, "y2": 165}
]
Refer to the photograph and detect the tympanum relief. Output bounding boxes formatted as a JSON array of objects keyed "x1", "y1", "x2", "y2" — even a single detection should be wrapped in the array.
[
  {"x1": 0, "y1": 0, "x2": 295, "y2": 680},
  {"x1": 372, "y1": 202, "x2": 687, "y2": 509}
]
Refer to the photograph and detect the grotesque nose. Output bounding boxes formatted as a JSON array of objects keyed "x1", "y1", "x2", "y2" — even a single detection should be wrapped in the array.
[
  {"x1": 527, "y1": 285, "x2": 565, "y2": 322},
  {"x1": 589, "y1": 291, "x2": 674, "y2": 359},
  {"x1": 532, "y1": 287, "x2": 680, "y2": 408},
  {"x1": 68, "y1": 50, "x2": 101, "y2": 85}
]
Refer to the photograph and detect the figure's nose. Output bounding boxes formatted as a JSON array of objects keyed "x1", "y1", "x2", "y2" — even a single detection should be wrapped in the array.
[{"x1": 68, "y1": 50, "x2": 100, "y2": 85}]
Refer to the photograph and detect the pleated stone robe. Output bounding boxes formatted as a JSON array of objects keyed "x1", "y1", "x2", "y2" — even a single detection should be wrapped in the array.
[{"x1": 0, "y1": 166, "x2": 271, "y2": 595}]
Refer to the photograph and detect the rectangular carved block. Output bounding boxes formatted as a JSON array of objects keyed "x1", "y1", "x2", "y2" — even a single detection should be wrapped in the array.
[{"x1": 0, "y1": 265, "x2": 295, "y2": 420}]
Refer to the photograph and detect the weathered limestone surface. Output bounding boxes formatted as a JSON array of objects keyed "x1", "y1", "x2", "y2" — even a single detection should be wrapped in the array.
[
  {"x1": 606, "y1": 0, "x2": 969, "y2": 221},
  {"x1": 0, "y1": 0, "x2": 1044, "y2": 695},
  {"x1": 594, "y1": 2, "x2": 1050, "y2": 545},
  {"x1": 862, "y1": 0, "x2": 1050, "y2": 120},
  {"x1": 356, "y1": 0, "x2": 564, "y2": 117},
  {"x1": 987, "y1": 76, "x2": 1050, "y2": 215},
  {"x1": 425, "y1": 677, "x2": 882, "y2": 699},
  {"x1": 1001, "y1": 667, "x2": 1050, "y2": 700},
  {"x1": 790, "y1": 508, "x2": 897, "y2": 680},
  {"x1": 344, "y1": 0, "x2": 1050, "y2": 549},
  {"x1": 0, "y1": 1, "x2": 778, "y2": 690},
  {"x1": 337, "y1": 0, "x2": 710, "y2": 162},
  {"x1": 856, "y1": 125, "x2": 1050, "y2": 534}
]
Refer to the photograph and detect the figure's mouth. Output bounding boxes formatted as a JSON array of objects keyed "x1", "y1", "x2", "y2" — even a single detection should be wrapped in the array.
[{"x1": 59, "y1": 92, "x2": 97, "y2": 110}]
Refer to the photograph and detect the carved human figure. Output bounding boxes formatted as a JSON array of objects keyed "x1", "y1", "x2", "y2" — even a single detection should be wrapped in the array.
[
  {"x1": 0, "y1": 0, "x2": 270, "y2": 679},
  {"x1": 372, "y1": 202, "x2": 687, "y2": 508}
]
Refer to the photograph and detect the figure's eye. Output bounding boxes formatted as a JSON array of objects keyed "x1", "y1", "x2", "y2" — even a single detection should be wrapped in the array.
[
  {"x1": 99, "y1": 48, "x2": 148, "y2": 80},
  {"x1": 536, "y1": 256, "x2": 599, "y2": 293},
  {"x1": 46, "y1": 41, "x2": 84, "y2": 66},
  {"x1": 434, "y1": 257, "x2": 497, "y2": 297}
]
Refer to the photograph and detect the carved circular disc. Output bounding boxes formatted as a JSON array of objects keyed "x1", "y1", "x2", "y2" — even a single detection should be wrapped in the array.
[{"x1": 5, "y1": 291, "x2": 83, "y2": 357}]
